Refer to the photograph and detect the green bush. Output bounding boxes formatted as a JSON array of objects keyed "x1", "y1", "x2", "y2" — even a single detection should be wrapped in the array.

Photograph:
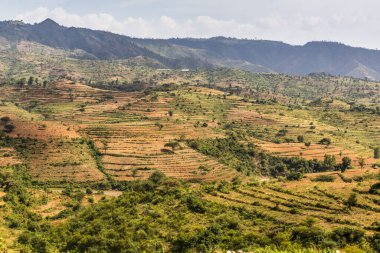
[
  {"x1": 311, "y1": 175, "x2": 335, "y2": 182},
  {"x1": 286, "y1": 172, "x2": 304, "y2": 181},
  {"x1": 330, "y1": 227, "x2": 365, "y2": 247}
]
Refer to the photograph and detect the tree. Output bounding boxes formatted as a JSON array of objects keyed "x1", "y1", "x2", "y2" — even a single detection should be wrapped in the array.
[
  {"x1": 149, "y1": 171, "x2": 166, "y2": 184},
  {"x1": 340, "y1": 157, "x2": 352, "y2": 173},
  {"x1": 286, "y1": 171, "x2": 304, "y2": 181},
  {"x1": 131, "y1": 168, "x2": 138, "y2": 178},
  {"x1": 319, "y1": 138, "x2": 331, "y2": 146},
  {"x1": 85, "y1": 188, "x2": 93, "y2": 194},
  {"x1": 370, "y1": 182, "x2": 380, "y2": 194},
  {"x1": 18, "y1": 78, "x2": 26, "y2": 87},
  {"x1": 168, "y1": 110, "x2": 174, "y2": 117},
  {"x1": 284, "y1": 138, "x2": 293, "y2": 144},
  {"x1": 27, "y1": 76, "x2": 34, "y2": 86},
  {"x1": 297, "y1": 135, "x2": 304, "y2": 143},
  {"x1": 345, "y1": 193, "x2": 358, "y2": 208},
  {"x1": 323, "y1": 154, "x2": 336, "y2": 170},
  {"x1": 155, "y1": 122, "x2": 163, "y2": 130},
  {"x1": 374, "y1": 147, "x2": 380, "y2": 159},
  {"x1": 101, "y1": 139, "x2": 108, "y2": 155},
  {"x1": 164, "y1": 141, "x2": 180, "y2": 151},
  {"x1": 358, "y1": 157, "x2": 365, "y2": 170}
]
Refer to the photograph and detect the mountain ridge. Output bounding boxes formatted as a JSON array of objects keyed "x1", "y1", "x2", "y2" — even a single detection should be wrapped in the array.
[{"x1": 1, "y1": 19, "x2": 380, "y2": 80}]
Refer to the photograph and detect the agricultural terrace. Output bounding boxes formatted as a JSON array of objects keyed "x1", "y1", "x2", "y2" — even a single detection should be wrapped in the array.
[{"x1": 0, "y1": 78, "x2": 379, "y2": 183}]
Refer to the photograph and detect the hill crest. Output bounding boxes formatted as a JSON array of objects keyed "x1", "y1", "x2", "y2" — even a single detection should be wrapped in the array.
[{"x1": 1, "y1": 19, "x2": 380, "y2": 80}]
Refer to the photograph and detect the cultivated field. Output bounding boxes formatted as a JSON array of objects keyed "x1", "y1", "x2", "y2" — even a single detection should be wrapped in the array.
[
  {"x1": 205, "y1": 168, "x2": 380, "y2": 235},
  {"x1": 1, "y1": 79, "x2": 379, "y2": 183}
]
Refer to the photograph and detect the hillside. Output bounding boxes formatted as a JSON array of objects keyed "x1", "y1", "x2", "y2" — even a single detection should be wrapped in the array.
[
  {"x1": 0, "y1": 77, "x2": 379, "y2": 252},
  {"x1": 2, "y1": 19, "x2": 380, "y2": 79}
]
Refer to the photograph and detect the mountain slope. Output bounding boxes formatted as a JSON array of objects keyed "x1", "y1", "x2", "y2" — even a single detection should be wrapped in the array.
[
  {"x1": 139, "y1": 38, "x2": 380, "y2": 79},
  {"x1": 1, "y1": 19, "x2": 380, "y2": 79},
  {"x1": 0, "y1": 19, "x2": 158, "y2": 59}
]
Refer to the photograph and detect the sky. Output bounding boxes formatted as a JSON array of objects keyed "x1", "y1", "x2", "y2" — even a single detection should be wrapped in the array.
[{"x1": 0, "y1": 0, "x2": 379, "y2": 49}]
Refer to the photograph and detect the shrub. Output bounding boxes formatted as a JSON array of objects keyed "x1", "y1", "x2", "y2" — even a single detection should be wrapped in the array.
[
  {"x1": 345, "y1": 193, "x2": 358, "y2": 208},
  {"x1": 323, "y1": 155, "x2": 336, "y2": 170},
  {"x1": 85, "y1": 188, "x2": 93, "y2": 195},
  {"x1": 374, "y1": 147, "x2": 380, "y2": 159},
  {"x1": 149, "y1": 171, "x2": 166, "y2": 184},
  {"x1": 371, "y1": 233, "x2": 380, "y2": 252},
  {"x1": 186, "y1": 196, "x2": 207, "y2": 213},
  {"x1": 312, "y1": 175, "x2": 335, "y2": 182},
  {"x1": 291, "y1": 226, "x2": 327, "y2": 247},
  {"x1": 331, "y1": 227, "x2": 365, "y2": 247},
  {"x1": 369, "y1": 182, "x2": 380, "y2": 194},
  {"x1": 319, "y1": 138, "x2": 331, "y2": 146},
  {"x1": 286, "y1": 172, "x2": 304, "y2": 181},
  {"x1": 339, "y1": 157, "x2": 352, "y2": 173},
  {"x1": 338, "y1": 174, "x2": 353, "y2": 183}
]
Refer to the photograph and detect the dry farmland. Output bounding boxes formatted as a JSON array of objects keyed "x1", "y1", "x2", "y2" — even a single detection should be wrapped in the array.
[{"x1": 0, "y1": 79, "x2": 379, "y2": 184}]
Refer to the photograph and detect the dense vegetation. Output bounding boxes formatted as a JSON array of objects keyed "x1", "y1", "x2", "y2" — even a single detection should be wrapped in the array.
[
  {"x1": 3, "y1": 171, "x2": 378, "y2": 253},
  {"x1": 188, "y1": 134, "x2": 355, "y2": 178}
]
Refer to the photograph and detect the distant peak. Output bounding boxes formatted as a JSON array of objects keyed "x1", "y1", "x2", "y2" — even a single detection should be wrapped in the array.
[{"x1": 38, "y1": 18, "x2": 60, "y2": 26}]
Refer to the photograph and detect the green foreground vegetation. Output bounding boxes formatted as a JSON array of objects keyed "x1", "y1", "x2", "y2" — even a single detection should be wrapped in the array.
[{"x1": 0, "y1": 165, "x2": 379, "y2": 253}]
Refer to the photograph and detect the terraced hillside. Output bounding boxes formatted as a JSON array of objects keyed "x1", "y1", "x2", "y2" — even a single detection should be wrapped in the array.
[
  {"x1": 205, "y1": 168, "x2": 380, "y2": 234},
  {"x1": 1, "y1": 80, "x2": 240, "y2": 182},
  {"x1": 0, "y1": 74, "x2": 379, "y2": 252},
  {"x1": 1, "y1": 78, "x2": 379, "y2": 183}
]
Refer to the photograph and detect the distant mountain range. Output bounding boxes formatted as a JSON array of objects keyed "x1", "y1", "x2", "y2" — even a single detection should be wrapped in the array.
[{"x1": 1, "y1": 18, "x2": 380, "y2": 80}]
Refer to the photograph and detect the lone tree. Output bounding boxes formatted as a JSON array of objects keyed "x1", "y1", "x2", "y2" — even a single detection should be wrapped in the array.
[
  {"x1": 18, "y1": 78, "x2": 26, "y2": 88},
  {"x1": 149, "y1": 171, "x2": 166, "y2": 184},
  {"x1": 164, "y1": 141, "x2": 180, "y2": 151},
  {"x1": 155, "y1": 122, "x2": 163, "y2": 130},
  {"x1": 27, "y1": 76, "x2": 34, "y2": 86},
  {"x1": 101, "y1": 139, "x2": 108, "y2": 155},
  {"x1": 319, "y1": 138, "x2": 332, "y2": 146},
  {"x1": 345, "y1": 193, "x2": 358, "y2": 208},
  {"x1": 358, "y1": 157, "x2": 365, "y2": 170},
  {"x1": 297, "y1": 135, "x2": 304, "y2": 143},
  {"x1": 131, "y1": 168, "x2": 138, "y2": 178},
  {"x1": 340, "y1": 157, "x2": 352, "y2": 173},
  {"x1": 323, "y1": 154, "x2": 336, "y2": 170},
  {"x1": 374, "y1": 147, "x2": 380, "y2": 159}
]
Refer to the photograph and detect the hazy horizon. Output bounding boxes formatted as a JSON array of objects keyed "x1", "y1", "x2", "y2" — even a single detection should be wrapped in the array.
[
  {"x1": 3, "y1": 17, "x2": 379, "y2": 51},
  {"x1": 1, "y1": 0, "x2": 380, "y2": 50}
]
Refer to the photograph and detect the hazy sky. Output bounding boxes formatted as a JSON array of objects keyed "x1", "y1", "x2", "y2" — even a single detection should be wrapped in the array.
[{"x1": 1, "y1": 0, "x2": 380, "y2": 49}]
